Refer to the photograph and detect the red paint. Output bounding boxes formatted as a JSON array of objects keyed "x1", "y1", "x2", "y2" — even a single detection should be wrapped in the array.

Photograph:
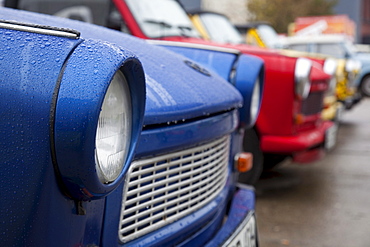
[{"x1": 115, "y1": 1, "x2": 333, "y2": 162}]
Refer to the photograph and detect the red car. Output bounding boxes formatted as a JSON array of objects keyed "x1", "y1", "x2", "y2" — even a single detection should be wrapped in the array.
[{"x1": 11, "y1": 0, "x2": 337, "y2": 185}]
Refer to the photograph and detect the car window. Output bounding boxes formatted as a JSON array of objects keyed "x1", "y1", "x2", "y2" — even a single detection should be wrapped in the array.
[
  {"x1": 315, "y1": 43, "x2": 346, "y2": 58},
  {"x1": 287, "y1": 44, "x2": 309, "y2": 52},
  {"x1": 125, "y1": 0, "x2": 200, "y2": 38},
  {"x1": 257, "y1": 24, "x2": 282, "y2": 48},
  {"x1": 198, "y1": 13, "x2": 244, "y2": 44},
  {"x1": 10, "y1": 0, "x2": 111, "y2": 27}
]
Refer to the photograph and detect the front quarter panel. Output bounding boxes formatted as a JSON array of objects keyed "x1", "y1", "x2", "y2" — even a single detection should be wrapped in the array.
[
  {"x1": 0, "y1": 18, "x2": 147, "y2": 246},
  {"x1": 254, "y1": 54, "x2": 297, "y2": 135},
  {"x1": 0, "y1": 21, "x2": 83, "y2": 247},
  {"x1": 54, "y1": 39, "x2": 146, "y2": 200},
  {"x1": 234, "y1": 54, "x2": 265, "y2": 127}
]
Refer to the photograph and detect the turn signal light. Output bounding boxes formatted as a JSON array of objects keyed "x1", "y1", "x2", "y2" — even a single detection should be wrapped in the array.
[
  {"x1": 295, "y1": 114, "x2": 305, "y2": 125},
  {"x1": 235, "y1": 152, "x2": 253, "y2": 173}
]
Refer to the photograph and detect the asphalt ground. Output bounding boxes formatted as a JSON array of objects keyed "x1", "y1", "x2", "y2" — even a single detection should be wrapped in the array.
[{"x1": 255, "y1": 98, "x2": 370, "y2": 247}]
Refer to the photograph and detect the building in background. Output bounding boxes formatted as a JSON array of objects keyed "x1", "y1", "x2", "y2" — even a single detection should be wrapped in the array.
[
  {"x1": 179, "y1": 0, "x2": 201, "y2": 11},
  {"x1": 201, "y1": 0, "x2": 251, "y2": 24},
  {"x1": 334, "y1": 0, "x2": 370, "y2": 44},
  {"x1": 334, "y1": 0, "x2": 361, "y2": 43}
]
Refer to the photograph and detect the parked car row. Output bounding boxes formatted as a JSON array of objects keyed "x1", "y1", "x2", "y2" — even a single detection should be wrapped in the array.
[
  {"x1": 237, "y1": 21, "x2": 366, "y2": 106},
  {"x1": 0, "y1": 0, "x2": 357, "y2": 246}
]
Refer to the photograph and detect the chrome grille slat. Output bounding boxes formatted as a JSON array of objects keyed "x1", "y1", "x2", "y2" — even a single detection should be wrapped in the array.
[
  {"x1": 127, "y1": 149, "x2": 223, "y2": 187},
  {"x1": 124, "y1": 158, "x2": 226, "y2": 207},
  {"x1": 120, "y1": 173, "x2": 225, "y2": 231},
  {"x1": 122, "y1": 165, "x2": 224, "y2": 213},
  {"x1": 119, "y1": 135, "x2": 230, "y2": 243},
  {"x1": 122, "y1": 164, "x2": 226, "y2": 217},
  {"x1": 126, "y1": 152, "x2": 226, "y2": 197},
  {"x1": 128, "y1": 140, "x2": 225, "y2": 181}
]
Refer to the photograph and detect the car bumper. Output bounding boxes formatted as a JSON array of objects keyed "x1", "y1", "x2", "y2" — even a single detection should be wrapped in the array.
[
  {"x1": 261, "y1": 121, "x2": 334, "y2": 155},
  {"x1": 342, "y1": 90, "x2": 362, "y2": 110},
  {"x1": 322, "y1": 96, "x2": 343, "y2": 121},
  {"x1": 204, "y1": 184, "x2": 257, "y2": 247}
]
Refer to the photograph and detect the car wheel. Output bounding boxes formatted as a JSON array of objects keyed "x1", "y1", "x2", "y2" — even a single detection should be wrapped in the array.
[
  {"x1": 361, "y1": 75, "x2": 370, "y2": 97},
  {"x1": 263, "y1": 153, "x2": 287, "y2": 171},
  {"x1": 238, "y1": 128, "x2": 263, "y2": 185}
]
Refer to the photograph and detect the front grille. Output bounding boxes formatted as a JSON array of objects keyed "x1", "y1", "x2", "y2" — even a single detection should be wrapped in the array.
[
  {"x1": 301, "y1": 92, "x2": 324, "y2": 115},
  {"x1": 118, "y1": 135, "x2": 230, "y2": 243}
]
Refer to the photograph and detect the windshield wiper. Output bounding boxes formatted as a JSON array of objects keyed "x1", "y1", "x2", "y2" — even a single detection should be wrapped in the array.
[
  {"x1": 144, "y1": 19, "x2": 195, "y2": 37},
  {"x1": 144, "y1": 19, "x2": 172, "y2": 29}
]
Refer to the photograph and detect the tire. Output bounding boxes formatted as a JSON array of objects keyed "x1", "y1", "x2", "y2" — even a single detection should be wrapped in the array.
[
  {"x1": 262, "y1": 153, "x2": 287, "y2": 171},
  {"x1": 238, "y1": 128, "x2": 264, "y2": 185},
  {"x1": 361, "y1": 75, "x2": 370, "y2": 97}
]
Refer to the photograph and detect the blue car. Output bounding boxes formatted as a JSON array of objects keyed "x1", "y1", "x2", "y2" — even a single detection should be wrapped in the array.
[
  {"x1": 0, "y1": 7, "x2": 260, "y2": 247},
  {"x1": 4, "y1": 0, "x2": 266, "y2": 185}
]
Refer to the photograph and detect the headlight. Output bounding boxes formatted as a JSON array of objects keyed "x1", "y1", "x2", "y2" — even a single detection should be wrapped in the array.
[
  {"x1": 95, "y1": 70, "x2": 132, "y2": 183},
  {"x1": 345, "y1": 59, "x2": 361, "y2": 73},
  {"x1": 323, "y1": 59, "x2": 338, "y2": 95},
  {"x1": 233, "y1": 54, "x2": 264, "y2": 128},
  {"x1": 250, "y1": 78, "x2": 261, "y2": 125},
  {"x1": 295, "y1": 58, "x2": 312, "y2": 99},
  {"x1": 53, "y1": 39, "x2": 146, "y2": 201},
  {"x1": 323, "y1": 58, "x2": 338, "y2": 76}
]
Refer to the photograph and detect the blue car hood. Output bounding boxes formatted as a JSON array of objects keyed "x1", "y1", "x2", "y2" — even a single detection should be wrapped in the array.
[{"x1": 0, "y1": 7, "x2": 243, "y2": 126}]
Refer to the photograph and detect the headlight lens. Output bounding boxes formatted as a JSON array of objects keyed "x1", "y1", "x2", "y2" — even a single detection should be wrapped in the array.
[
  {"x1": 250, "y1": 78, "x2": 261, "y2": 124},
  {"x1": 295, "y1": 58, "x2": 312, "y2": 99},
  {"x1": 345, "y1": 59, "x2": 361, "y2": 72},
  {"x1": 95, "y1": 70, "x2": 132, "y2": 183},
  {"x1": 323, "y1": 58, "x2": 338, "y2": 76}
]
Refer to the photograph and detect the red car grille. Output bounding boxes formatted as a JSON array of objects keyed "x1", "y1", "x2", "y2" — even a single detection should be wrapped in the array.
[{"x1": 301, "y1": 92, "x2": 324, "y2": 116}]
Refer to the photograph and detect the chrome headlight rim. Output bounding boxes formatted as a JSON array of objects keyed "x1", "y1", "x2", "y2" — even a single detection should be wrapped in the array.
[
  {"x1": 249, "y1": 77, "x2": 262, "y2": 126},
  {"x1": 295, "y1": 58, "x2": 312, "y2": 100}
]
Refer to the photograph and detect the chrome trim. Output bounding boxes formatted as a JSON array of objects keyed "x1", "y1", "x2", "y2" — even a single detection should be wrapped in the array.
[
  {"x1": 148, "y1": 39, "x2": 241, "y2": 55},
  {"x1": 295, "y1": 58, "x2": 312, "y2": 99},
  {"x1": 323, "y1": 58, "x2": 338, "y2": 76},
  {"x1": 119, "y1": 135, "x2": 230, "y2": 243},
  {"x1": 0, "y1": 20, "x2": 80, "y2": 39}
]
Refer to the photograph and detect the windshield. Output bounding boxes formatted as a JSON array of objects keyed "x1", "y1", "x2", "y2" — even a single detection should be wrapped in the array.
[
  {"x1": 11, "y1": 0, "x2": 111, "y2": 26},
  {"x1": 315, "y1": 40, "x2": 357, "y2": 59},
  {"x1": 125, "y1": 0, "x2": 200, "y2": 38},
  {"x1": 257, "y1": 24, "x2": 282, "y2": 48},
  {"x1": 315, "y1": 43, "x2": 346, "y2": 58},
  {"x1": 198, "y1": 13, "x2": 243, "y2": 44}
]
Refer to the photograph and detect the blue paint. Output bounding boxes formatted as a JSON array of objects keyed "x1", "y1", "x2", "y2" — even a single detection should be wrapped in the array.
[
  {"x1": 0, "y1": 7, "x2": 257, "y2": 247},
  {"x1": 0, "y1": 7, "x2": 244, "y2": 126},
  {"x1": 161, "y1": 45, "x2": 265, "y2": 127}
]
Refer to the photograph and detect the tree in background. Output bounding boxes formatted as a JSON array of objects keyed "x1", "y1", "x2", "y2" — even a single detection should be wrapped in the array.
[{"x1": 247, "y1": 0, "x2": 338, "y2": 33}]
